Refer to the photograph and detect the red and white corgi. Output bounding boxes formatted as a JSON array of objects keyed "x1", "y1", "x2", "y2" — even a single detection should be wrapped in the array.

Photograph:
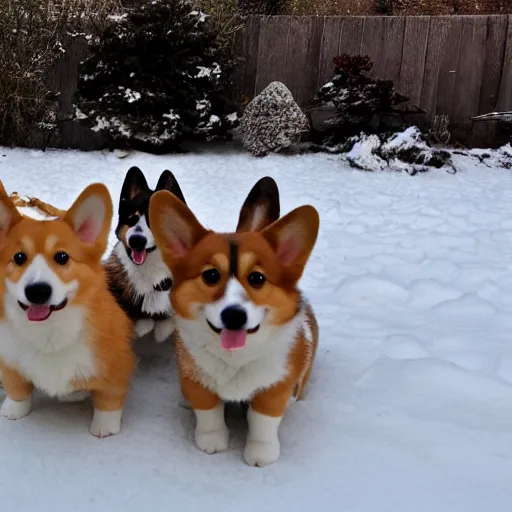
[
  {"x1": 149, "y1": 177, "x2": 320, "y2": 467},
  {"x1": 0, "y1": 181, "x2": 135, "y2": 437}
]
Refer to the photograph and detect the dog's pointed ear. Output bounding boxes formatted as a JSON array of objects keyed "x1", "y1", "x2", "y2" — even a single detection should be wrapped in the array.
[
  {"x1": 0, "y1": 180, "x2": 23, "y2": 244},
  {"x1": 236, "y1": 177, "x2": 280, "y2": 233},
  {"x1": 63, "y1": 183, "x2": 113, "y2": 256},
  {"x1": 261, "y1": 205, "x2": 319, "y2": 282},
  {"x1": 156, "y1": 170, "x2": 187, "y2": 204},
  {"x1": 149, "y1": 190, "x2": 207, "y2": 262},
  {"x1": 120, "y1": 166, "x2": 150, "y2": 202}
]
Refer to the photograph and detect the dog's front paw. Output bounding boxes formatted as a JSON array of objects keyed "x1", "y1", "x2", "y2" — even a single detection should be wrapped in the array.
[
  {"x1": 89, "y1": 409, "x2": 123, "y2": 438},
  {"x1": 195, "y1": 428, "x2": 229, "y2": 454},
  {"x1": 134, "y1": 319, "x2": 155, "y2": 338},
  {"x1": 0, "y1": 396, "x2": 32, "y2": 420},
  {"x1": 154, "y1": 318, "x2": 174, "y2": 343},
  {"x1": 244, "y1": 440, "x2": 280, "y2": 467}
]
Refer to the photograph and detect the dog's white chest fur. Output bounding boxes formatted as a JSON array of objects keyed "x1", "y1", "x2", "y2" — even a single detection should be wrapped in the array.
[
  {"x1": 114, "y1": 243, "x2": 171, "y2": 316},
  {"x1": 0, "y1": 297, "x2": 96, "y2": 397},
  {"x1": 178, "y1": 314, "x2": 303, "y2": 402}
]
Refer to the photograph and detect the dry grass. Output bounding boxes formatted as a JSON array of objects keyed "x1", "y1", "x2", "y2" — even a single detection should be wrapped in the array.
[
  {"x1": 196, "y1": 0, "x2": 508, "y2": 15},
  {"x1": 393, "y1": 0, "x2": 509, "y2": 14},
  {"x1": 0, "y1": 0, "x2": 120, "y2": 147},
  {"x1": 289, "y1": 0, "x2": 375, "y2": 15}
]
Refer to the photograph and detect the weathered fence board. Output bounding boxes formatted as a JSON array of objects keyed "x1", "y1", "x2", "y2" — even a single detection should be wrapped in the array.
[
  {"x1": 378, "y1": 16, "x2": 405, "y2": 84},
  {"x1": 497, "y1": 15, "x2": 512, "y2": 111},
  {"x1": 399, "y1": 16, "x2": 430, "y2": 106},
  {"x1": 472, "y1": 15, "x2": 508, "y2": 145},
  {"x1": 338, "y1": 16, "x2": 364, "y2": 57},
  {"x1": 286, "y1": 17, "x2": 314, "y2": 107},
  {"x1": 254, "y1": 16, "x2": 291, "y2": 95},
  {"x1": 420, "y1": 16, "x2": 452, "y2": 119},
  {"x1": 317, "y1": 17, "x2": 343, "y2": 87},
  {"x1": 240, "y1": 16, "x2": 261, "y2": 100},
  {"x1": 303, "y1": 16, "x2": 325, "y2": 105},
  {"x1": 47, "y1": 14, "x2": 512, "y2": 150},
  {"x1": 436, "y1": 16, "x2": 463, "y2": 116},
  {"x1": 360, "y1": 16, "x2": 385, "y2": 77}
]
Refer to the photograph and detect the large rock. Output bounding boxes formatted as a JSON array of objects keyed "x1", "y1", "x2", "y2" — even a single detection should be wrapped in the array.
[{"x1": 238, "y1": 82, "x2": 309, "y2": 157}]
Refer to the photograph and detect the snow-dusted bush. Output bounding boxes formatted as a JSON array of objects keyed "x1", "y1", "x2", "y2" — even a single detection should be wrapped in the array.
[
  {"x1": 308, "y1": 54, "x2": 412, "y2": 147},
  {"x1": 343, "y1": 127, "x2": 454, "y2": 175},
  {"x1": 456, "y1": 144, "x2": 512, "y2": 170},
  {"x1": 73, "y1": 0, "x2": 239, "y2": 152}
]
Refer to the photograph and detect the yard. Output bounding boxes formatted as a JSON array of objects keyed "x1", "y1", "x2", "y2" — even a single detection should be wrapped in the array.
[{"x1": 0, "y1": 145, "x2": 510, "y2": 511}]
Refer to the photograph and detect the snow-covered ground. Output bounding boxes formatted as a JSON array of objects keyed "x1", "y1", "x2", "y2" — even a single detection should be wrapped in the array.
[{"x1": 0, "y1": 144, "x2": 511, "y2": 511}]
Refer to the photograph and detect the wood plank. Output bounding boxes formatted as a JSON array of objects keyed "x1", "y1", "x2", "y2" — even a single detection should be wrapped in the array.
[
  {"x1": 360, "y1": 16, "x2": 385, "y2": 77},
  {"x1": 254, "y1": 16, "x2": 291, "y2": 95},
  {"x1": 379, "y1": 16, "x2": 405, "y2": 83},
  {"x1": 241, "y1": 16, "x2": 261, "y2": 101},
  {"x1": 420, "y1": 17, "x2": 452, "y2": 117},
  {"x1": 317, "y1": 16, "x2": 342, "y2": 87},
  {"x1": 497, "y1": 14, "x2": 512, "y2": 111},
  {"x1": 448, "y1": 16, "x2": 488, "y2": 145},
  {"x1": 476, "y1": 16, "x2": 508, "y2": 114},
  {"x1": 338, "y1": 16, "x2": 364, "y2": 56},
  {"x1": 302, "y1": 16, "x2": 324, "y2": 106},
  {"x1": 399, "y1": 16, "x2": 430, "y2": 105},
  {"x1": 452, "y1": 16, "x2": 488, "y2": 121},
  {"x1": 285, "y1": 17, "x2": 311, "y2": 107},
  {"x1": 435, "y1": 16, "x2": 463, "y2": 118},
  {"x1": 472, "y1": 15, "x2": 508, "y2": 146}
]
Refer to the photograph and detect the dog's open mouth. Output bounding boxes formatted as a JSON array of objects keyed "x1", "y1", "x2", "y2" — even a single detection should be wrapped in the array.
[
  {"x1": 131, "y1": 249, "x2": 147, "y2": 265},
  {"x1": 18, "y1": 299, "x2": 68, "y2": 322},
  {"x1": 130, "y1": 246, "x2": 156, "y2": 265},
  {"x1": 207, "y1": 321, "x2": 260, "y2": 352}
]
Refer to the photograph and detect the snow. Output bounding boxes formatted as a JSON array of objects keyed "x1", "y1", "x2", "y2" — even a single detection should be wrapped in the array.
[
  {"x1": 344, "y1": 127, "x2": 456, "y2": 174},
  {"x1": 0, "y1": 144, "x2": 512, "y2": 511},
  {"x1": 121, "y1": 87, "x2": 141, "y2": 103}
]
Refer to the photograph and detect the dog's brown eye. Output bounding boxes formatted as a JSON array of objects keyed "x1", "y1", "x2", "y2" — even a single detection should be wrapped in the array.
[
  {"x1": 13, "y1": 252, "x2": 27, "y2": 266},
  {"x1": 202, "y1": 268, "x2": 221, "y2": 286},
  {"x1": 248, "y1": 272, "x2": 266, "y2": 288},
  {"x1": 54, "y1": 252, "x2": 69, "y2": 265}
]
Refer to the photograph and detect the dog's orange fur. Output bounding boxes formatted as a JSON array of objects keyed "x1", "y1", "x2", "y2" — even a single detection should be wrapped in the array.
[
  {"x1": 0, "y1": 182, "x2": 135, "y2": 414},
  {"x1": 149, "y1": 190, "x2": 319, "y2": 420}
]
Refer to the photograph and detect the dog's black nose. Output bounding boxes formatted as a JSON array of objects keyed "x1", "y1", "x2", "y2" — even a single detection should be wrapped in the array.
[
  {"x1": 25, "y1": 282, "x2": 52, "y2": 305},
  {"x1": 221, "y1": 306, "x2": 247, "y2": 330},
  {"x1": 129, "y1": 235, "x2": 147, "y2": 251}
]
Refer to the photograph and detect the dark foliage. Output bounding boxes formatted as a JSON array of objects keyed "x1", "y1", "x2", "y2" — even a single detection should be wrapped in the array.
[
  {"x1": 237, "y1": 0, "x2": 288, "y2": 14},
  {"x1": 73, "y1": 0, "x2": 239, "y2": 153},
  {"x1": 307, "y1": 54, "x2": 412, "y2": 146},
  {"x1": 376, "y1": 0, "x2": 393, "y2": 14}
]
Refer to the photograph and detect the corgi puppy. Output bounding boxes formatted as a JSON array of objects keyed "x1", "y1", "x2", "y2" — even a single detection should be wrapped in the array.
[
  {"x1": 105, "y1": 166, "x2": 187, "y2": 343},
  {"x1": 149, "y1": 177, "x2": 320, "y2": 467},
  {"x1": 0, "y1": 182, "x2": 135, "y2": 437}
]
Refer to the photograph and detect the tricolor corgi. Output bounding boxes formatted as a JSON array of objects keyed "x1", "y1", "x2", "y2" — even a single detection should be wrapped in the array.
[
  {"x1": 149, "y1": 177, "x2": 320, "y2": 467},
  {"x1": 105, "y1": 166, "x2": 187, "y2": 343},
  {"x1": 0, "y1": 181, "x2": 135, "y2": 437}
]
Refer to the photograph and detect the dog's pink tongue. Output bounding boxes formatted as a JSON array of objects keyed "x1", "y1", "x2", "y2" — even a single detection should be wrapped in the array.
[
  {"x1": 132, "y1": 249, "x2": 147, "y2": 265},
  {"x1": 220, "y1": 329, "x2": 247, "y2": 351},
  {"x1": 27, "y1": 305, "x2": 51, "y2": 322}
]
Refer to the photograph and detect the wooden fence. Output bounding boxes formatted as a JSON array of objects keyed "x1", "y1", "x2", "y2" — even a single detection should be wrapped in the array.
[
  {"x1": 234, "y1": 15, "x2": 512, "y2": 146},
  {"x1": 50, "y1": 14, "x2": 512, "y2": 149}
]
